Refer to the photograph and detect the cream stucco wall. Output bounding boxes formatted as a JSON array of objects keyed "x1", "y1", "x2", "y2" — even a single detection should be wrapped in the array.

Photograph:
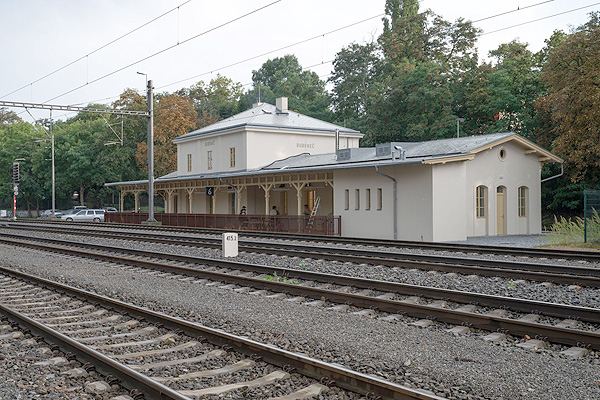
[
  {"x1": 333, "y1": 164, "x2": 433, "y2": 241},
  {"x1": 245, "y1": 130, "x2": 358, "y2": 170},
  {"x1": 465, "y1": 141, "x2": 542, "y2": 237},
  {"x1": 177, "y1": 128, "x2": 360, "y2": 175},
  {"x1": 432, "y1": 162, "x2": 467, "y2": 241},
  {"x1": 177, "y1": 131, "x2": 246, "y2": 175}
]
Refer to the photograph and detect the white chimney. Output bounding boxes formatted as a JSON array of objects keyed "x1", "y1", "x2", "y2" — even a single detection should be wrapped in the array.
[{"x1": 276, "y1": 97, "x2": 288, "y2": 113}]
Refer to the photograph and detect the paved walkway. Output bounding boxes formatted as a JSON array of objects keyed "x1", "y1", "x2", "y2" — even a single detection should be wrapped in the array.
[{"x1": 445, "y1": 234, "x2": 549, "y2": 248}]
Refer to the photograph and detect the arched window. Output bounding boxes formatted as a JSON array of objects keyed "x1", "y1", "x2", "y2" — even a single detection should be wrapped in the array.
[
  {"x1": 518, "y1": 186, "x2": 528, "y2": 217},
  {"x1": 476, "y1": 185, "x2": 487, "y2": 218}
]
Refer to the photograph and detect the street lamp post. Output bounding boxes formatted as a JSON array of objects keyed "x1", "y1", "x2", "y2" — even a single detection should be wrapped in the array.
[
  {"x1": 456, "y1": 117, "x2": 465, "y2": 138},
  {"x1": 28, "y1": 108, "x2": 56, "y2": 217}
]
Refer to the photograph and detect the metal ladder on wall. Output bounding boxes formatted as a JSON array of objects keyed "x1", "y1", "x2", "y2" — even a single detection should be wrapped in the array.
[{"x1": 306, "y1": 196, "x2": 320, "y2": 230}]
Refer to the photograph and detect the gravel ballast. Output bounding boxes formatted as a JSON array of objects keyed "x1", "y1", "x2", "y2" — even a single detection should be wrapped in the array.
[{"x1": 0, "y1": 239, "x2": 599, "y2": 399}]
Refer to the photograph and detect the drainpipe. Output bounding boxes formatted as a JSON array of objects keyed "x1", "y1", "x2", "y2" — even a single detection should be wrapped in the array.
[
  {"x1": 541, "y1": 163, "x2": 564, "y2": 183},
  {"x1": 219, "y1": 177, "x2": 238, "y2": 214},
  {"x1": 335, "y1": 129, "x2": 340, "y2": 159},
  {"x1": 375, "y1": 165, "x2": 397, "y2": 240}
]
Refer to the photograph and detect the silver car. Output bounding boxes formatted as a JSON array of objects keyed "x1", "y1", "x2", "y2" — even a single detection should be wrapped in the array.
[{"x1": 61, "y1": 209, "x2": 105, "y2": 222}]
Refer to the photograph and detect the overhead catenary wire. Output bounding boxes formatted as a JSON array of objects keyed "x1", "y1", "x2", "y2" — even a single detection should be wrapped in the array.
[
  {"x1": 480, "y1": 1, "x2": 600, "y2": 35},
  {"x1": 15, "y1": 0, "x2": 593, "y2": 121},
  {"x1": 41, "y1": 1, "x2": 282, "y2": 105},
  {"x1": 0, "y1": 0, "x2": 193, "y2": 100}
]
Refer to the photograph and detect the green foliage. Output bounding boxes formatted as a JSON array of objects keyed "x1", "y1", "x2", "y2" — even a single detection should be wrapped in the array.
[
  {"x1": 537, "y1": 12, "x2": 600, "y2": 185},
  {"x1": 239, "y1": 55, "x2": 333, "y2": 121},
  {"x1": 178, "y1": 75, "x2": 243, "y2": 129},
  {"x1": 548, "y1": 210, "x2": 600, "y2": 245}
]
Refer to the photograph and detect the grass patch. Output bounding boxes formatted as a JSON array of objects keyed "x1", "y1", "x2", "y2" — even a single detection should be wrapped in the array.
[
  {"x1": 548, "y1": 210, "x2": 600, "y2": 247},
  {"x1": 258, "y1": 271, "x2": 299, "y2": 285}
]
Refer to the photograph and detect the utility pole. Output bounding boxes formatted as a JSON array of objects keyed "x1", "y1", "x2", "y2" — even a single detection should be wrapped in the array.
[
  {"x1": 145, "y1": 79, "x2": 158, "y2": 224},
  {"x1": 50, "y1": 110, "x2": 56, "y2": 217}
]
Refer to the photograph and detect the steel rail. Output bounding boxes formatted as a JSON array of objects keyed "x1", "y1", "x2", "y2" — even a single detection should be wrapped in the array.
[
  {"x1": 0, "y1": 301, "x2": 190, "y2": 399},
  {"x1": 2, "y1": 224, "x2": 600, "y2": 284},
  {"x1": 0, "y1": 266, "x2": 444, "y2": 400},
  {"x1": 1, "y1": 233, "x2": 600, "y2": 322},
  {"x1": 2, "y1": 235, "x2": 600, "y2": 350},
  {"x1": 5, "y1": 219, "x2": 598, "y2": 262},
  {"x1": 1, "y1": 223, "x2": 600, "y2": 277}
]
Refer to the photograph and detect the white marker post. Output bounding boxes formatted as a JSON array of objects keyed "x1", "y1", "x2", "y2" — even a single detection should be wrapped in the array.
[{"x1": 222, "y1": 232, "x2": 238, "y2": 257}]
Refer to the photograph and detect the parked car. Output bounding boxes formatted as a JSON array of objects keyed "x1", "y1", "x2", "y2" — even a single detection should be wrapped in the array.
[
  {"x1": 103, "y1": 207, "x2": 118, "y2": 212},
  {"x1": 40, "y1": 209, "x2": 63, "y2": 218},
  {"x1": 61, "y1": 209, "x2": 105, "y2": 222}
]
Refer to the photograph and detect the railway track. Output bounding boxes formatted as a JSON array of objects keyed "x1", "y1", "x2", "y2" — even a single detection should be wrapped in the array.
[
  {"x1": 1, "y1": 232, "x2": 599, "y2": 353},
  {"x1": 2, "y1": 223, "x2": 599, "y2": 287},
  {"x1": 0, "y1": 266, "x2": 443, "y2": 400},
  {"x1": 5, "y1": 218, "x2": 599, "y2": 263}
]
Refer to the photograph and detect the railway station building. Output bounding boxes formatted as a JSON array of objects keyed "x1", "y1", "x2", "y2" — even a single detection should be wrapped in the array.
[{"x1": 106, "y1": 97, "x2": 562, "y2": 242}]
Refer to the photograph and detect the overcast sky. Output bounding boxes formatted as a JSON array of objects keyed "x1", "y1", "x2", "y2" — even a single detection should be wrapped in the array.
[{"x1": 1, "y1": 0, "x2": 598, "y2": 121}]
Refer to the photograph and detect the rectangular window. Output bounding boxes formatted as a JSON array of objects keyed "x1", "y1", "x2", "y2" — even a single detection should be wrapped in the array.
[
  {"x1": 355, "y1": 189, "x2": 360, "y2": 210},
  {"x1": 476, "y1": 186, "x2": 487, "y2": 218},
  {"x1": 344, "y1": 189, "x2": 349, "y2": 210},
  {"x1": 377, "y1": 188, "x2": 382, "y2": 210},
  {"x1": 207, "y1": 150, "x2": 213, "y2": 170},
  {"x1": 186, "y1": 154, "x2": 192, "y2": 172},
  {"x1": 366, "y1": 188, "x2": 371, "y2": 210},
  {"x1": 518, "y1": 186, "x2": 528, "y2": 217},
  {"x1": 229, "y1": 147, "x2": 236, "y2": 168}
]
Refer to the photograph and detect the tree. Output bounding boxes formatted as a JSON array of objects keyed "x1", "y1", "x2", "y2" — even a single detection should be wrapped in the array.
[
  {"x1": 0, "y1": 108, "x2": 21, "y2": 126},
  {"x1": 358, "y1": 0, "x2": 480, "y2": 145},
  {"x1": 329, "y1": 41, "x2": 383, "y2": 132},
  {"x1": 537, "y1": 12, "x2": 600, "y2": 185},
  {"x1": 477, "y1": 41, "x2": 543, "y2": 138},
  {"x1": 178, "y1": 75, "x2": 243, "y2": 129},
  {"x1": 239, "y1": 55, "x2": 333, "y2": 121},
  {"x1": 136, "y1": 94, "x2": 197, "y2": 178},
  {"x1": 0, "y1": 122, "x2": 40, "y2": 211}
]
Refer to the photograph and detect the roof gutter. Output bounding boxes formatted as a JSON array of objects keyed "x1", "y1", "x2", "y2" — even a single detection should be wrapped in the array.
[
  {"x1": 541, "y1": 163, "x2": 564, "y2": 183},
  {"x1": 375, "y1": 165, "x2": 397, "y2": 240}
]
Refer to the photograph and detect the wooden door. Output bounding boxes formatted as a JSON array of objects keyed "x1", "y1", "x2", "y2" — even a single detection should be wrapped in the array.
[{"x1": 496, "y1": 187, "x2": 505, "y2": 235}]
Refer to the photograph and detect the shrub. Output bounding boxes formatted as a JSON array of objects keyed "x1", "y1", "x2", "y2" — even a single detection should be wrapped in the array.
[{"x1": 548, "y1": 209, "x2": 600, "y2": 245}]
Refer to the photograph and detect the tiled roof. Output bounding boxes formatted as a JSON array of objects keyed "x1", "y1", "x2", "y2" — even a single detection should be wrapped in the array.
[{"x1": 174, "y1": 103, "x2": 361, "y2": 142}]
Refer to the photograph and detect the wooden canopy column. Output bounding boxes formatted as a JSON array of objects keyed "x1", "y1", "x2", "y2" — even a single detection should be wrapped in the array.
[
  {"x1": 165, "y1": 189, "x2": 175, "y2": 213},
  {"x1": 260, "y1": 183, "x2": 274, "y2": 215},
  {"x1": 291, "y1": 182, "x2": 307, "y2": 216},
  {"x1": 119, "y1": 189, "x2": 125, "y2": 212},
  {"x1": 236, "y1": 186, "x2": 246, "y2": 214},
  {"x1": 134, "y1": 190, "x2": 141, "y2": 212},
  {"x1": 186, "y1": 188, "x2": 195, "y2": 213}
]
